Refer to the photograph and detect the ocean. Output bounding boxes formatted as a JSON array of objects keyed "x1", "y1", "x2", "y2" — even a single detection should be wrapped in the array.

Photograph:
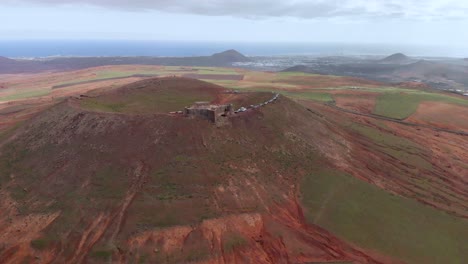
[{"x1": 0, "y1": 40, "x2": 464, "y2": 58}]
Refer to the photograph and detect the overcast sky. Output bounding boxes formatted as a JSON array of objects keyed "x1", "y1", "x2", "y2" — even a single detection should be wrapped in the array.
[{"x1": 1, "y1": 0, "x2": 468, "y2": 47}]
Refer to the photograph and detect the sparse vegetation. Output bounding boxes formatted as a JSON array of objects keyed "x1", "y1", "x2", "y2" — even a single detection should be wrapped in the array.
[
  {"x1": 80, "y1": 98, "x2": 127, "y2": 112},
  {"x1": 0, "y1": 89, "x2": 50, "y2": 102},
  {"x1": 90, "y1": 249, "x2": 113, "y2": 260},
  {"x1": 223, "y1": 234, "x2": 248, "y2": 253},
  {"x1": 349, "y1": 123, "x2": 432, "y2": 170},
  {"x1": 80, "y1": 82, "x2": 216, "y2": 113},
  {"x1": 90, "y1": 165, "x2": 128, "y2": 200},
  {"x1": 30, "y1": 239, "x2": 49, "y2": 250}
]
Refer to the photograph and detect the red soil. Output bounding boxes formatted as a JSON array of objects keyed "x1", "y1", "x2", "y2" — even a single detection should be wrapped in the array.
[
  {"x1": 333, "y1": 92, "x2": 378, "y2": 114},
  {"x1": 406, "y1": 101, "x2": 468, "y2": 132}
]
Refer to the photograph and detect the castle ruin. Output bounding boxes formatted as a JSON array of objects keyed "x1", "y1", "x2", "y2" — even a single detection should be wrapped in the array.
[{"x1": 184, "y1": 102, "x2": 233, "y2": 123}]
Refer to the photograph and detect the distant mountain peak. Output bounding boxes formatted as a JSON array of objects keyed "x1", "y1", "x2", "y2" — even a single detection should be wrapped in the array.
[
  {"x1": 380, "y1": 53, "x2": 410, "y2": 63},
  {"x1": 211, "y1": 49, "x2": 251, "y2": 62}
]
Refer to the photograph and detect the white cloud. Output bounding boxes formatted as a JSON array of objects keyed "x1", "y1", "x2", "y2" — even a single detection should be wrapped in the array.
[{"x1": 4, "y1": 0, "x2": 468, "y2": 20}]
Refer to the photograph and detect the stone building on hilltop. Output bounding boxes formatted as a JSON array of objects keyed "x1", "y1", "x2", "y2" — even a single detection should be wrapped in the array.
[{"x1": 184, "y1": 102, "x2": 233, "y2": 123}]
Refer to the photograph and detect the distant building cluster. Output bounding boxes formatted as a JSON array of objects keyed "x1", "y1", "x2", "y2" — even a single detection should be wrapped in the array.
[{"x1": 442, "y1": 88, "x2": 468, "y2": 96}]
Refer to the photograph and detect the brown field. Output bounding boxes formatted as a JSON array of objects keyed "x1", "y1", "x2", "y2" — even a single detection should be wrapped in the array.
[
  {"x1": 275, "y1": 75, "x2": 382, "y2": 89},
  {"x1": 333, "y1": 91, "x2": 379, "y2": 114},
  {"x1": 406, "y1": 101, "x2": 468, "y2": 132}
]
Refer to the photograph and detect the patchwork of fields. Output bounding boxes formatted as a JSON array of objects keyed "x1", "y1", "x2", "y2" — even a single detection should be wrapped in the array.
[{"x1": 2, "y1": 65, "x2": 467, "y2": 131}]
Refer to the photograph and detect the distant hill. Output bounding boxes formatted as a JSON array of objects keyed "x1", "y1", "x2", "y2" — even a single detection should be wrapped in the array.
[
  {"x1": 211, "y1": 49, "x2": 251, "y2": 63},
  {"x1": 394, "y1": 60, "x2": 468, "y2": 86},
  {"x1": 0, "y1": 56, "x2": 24, "y2": 66},
  {"x1": 283, "y1": 58, "x2": 468, "y2": 89},
  {"x1": 379, "y1": 53, "x2": 411, "y2": 64},
  {"x1": 0, "y1": 56, "x2": 49, "y2": 73},
  {"x1": 0, "y1": 50, "x2": 251, "y2": 74},
  {"x1": 396, "y1": 60, "x2": 434, "y2": 72}
]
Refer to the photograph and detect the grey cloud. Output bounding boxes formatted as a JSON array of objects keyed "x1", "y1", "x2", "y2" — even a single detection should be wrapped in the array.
[{"x1": 5, "y1": 0, "x2": 468, "y2": 20}]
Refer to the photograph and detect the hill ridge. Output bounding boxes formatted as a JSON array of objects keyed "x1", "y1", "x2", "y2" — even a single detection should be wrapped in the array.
[
  {"x1": 380, "y1": 53, "x2": 410, "y2": 63},
  {"x1": 211, "y1": 49, "x2": 251, "y2": 62},
  {"x1": 0, "y1": 50, "x2": 250, "y2": 74}
]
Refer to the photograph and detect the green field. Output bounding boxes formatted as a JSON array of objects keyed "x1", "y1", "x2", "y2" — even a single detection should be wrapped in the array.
[
  {"x1": 0, "y1": 89, "x2": 50, "y2": 102},
  {"x1": 276, "y1": 71, "x2": 319, "y2": 77},
  {"x1": 301, "y1": 169, "x2": 468, "y2": 264},
  {"x1": 81, "y1": 89, "x2": 214, "y2": 114},
  {"x1": 374, "y1": 91, "x2": 468, "y2": 119},
  {"x1": 52, "y1": 70, "x2": 161, "y2": 88},
  {"x1": 194, "y1": 67, "x2": 239, "y2": 75}
]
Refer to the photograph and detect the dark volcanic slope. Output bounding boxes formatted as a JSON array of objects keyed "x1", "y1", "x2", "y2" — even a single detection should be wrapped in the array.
[
  {"x1": 0, "y1": 49, "x2": 251, "y2": 74},
  {"x1": 394, "y1": 60, "x2": 468, "y2": 86},
  {"x1": 0, "y1": 78, "x2": 466, "y2": 264}
]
